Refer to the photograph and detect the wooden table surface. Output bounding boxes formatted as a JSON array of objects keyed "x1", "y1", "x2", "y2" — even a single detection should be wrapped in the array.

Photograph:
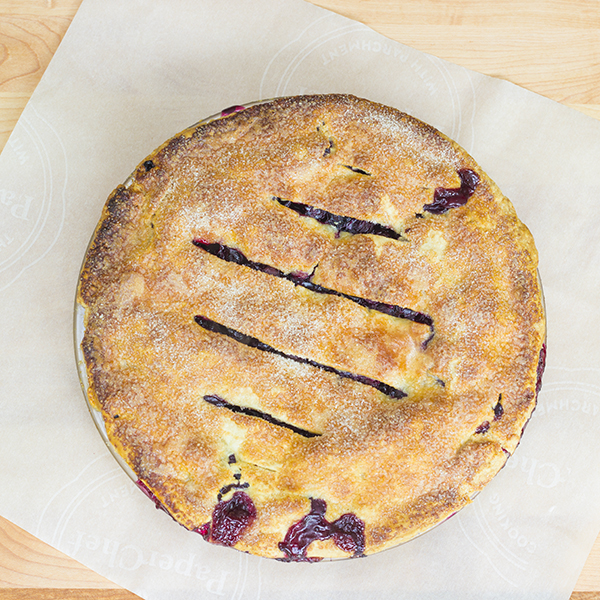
[{"x1": 1, "y1": 0, "x2": 599, "y2": 598}]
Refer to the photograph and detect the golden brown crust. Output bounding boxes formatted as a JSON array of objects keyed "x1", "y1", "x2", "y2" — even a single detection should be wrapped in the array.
[{"x1": 77, "y1": 94, "x2": 545, "y2": 560}]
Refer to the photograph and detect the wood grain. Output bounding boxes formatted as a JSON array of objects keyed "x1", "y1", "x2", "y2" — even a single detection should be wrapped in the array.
[
  {"x1": 0, "y1": 518, "x2": 121, "y2": 590},
  {"x1": 310, "y1": 0, "x2": 600, "y2": 115},
  {"x1": 1, "y1": 0, "x2": 599, "y2": 597},
  {"x1": 0, "y1": 1, "x2": 75, "y2": 149},
  {"x1": 0, "y1": 593, "x2": 136, "y2": 600}
]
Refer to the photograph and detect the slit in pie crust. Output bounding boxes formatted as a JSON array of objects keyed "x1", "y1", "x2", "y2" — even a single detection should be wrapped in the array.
[{"x1": 76, "y1": 94, "x2": 546, "y2": 561}]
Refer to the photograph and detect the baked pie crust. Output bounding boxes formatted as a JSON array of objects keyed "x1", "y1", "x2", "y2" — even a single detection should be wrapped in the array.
[{"x1": 77, "y1": 94, "x2": 545, "y2": 560}]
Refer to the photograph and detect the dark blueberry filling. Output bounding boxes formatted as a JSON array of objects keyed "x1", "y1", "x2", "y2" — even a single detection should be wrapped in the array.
[
  {"x1": 192, "y1": 239, "x2": 432, "y2": 328},
  {"x1": 275, "y1": 197, "x2": 402, "y2": 240},
  {"x1": 421, "y1": 329, "x2": 436, "y2": 350},
  {"x1": 278, "y1": 498, "x2": 365, "y2": 561},
  {"x1": 218, "y1": 481, "x2": 250, "y2": 502},
  {"x1": 342, "y1": 165, "x2": 371, "y2": 176},
  {"x1": 316, "y1": 122, "x2": 336, "y2": 157},
  {"x1": 323, "y1": 138, "x2": 335, "y2": 157},
  {"x1": 302, "y1": 280, "x2": 433, "y2": 328},
  {"x1": 137, "y1": 479, "x2": 254, "y2": 546},
  {"x1": 288, "y1": 268, "x2": 314, "y2": 284},
  {"x1": 203, "y1": 491, "x2": 257, "y2": 547},
  {"x1": 515, "y1": 345, "x2": 546, "y2": 443},
  {"x1": 220, "y1": 105, "x2": 246, "y2": 117},
  {"x1": 536, "y1": 343, "x2": 546, "y2": 395},
  {"x1": 331, "y1": 512, "x2": 366, "y2": 554},
  {"x1": 195, "y1": 316, "x2": 406, "y2": 399},
  {"x1": 136, "y1": 480, "x2": 173, "y2": 517},
  {"x1": 494, "y1": 396, "x2": 504, "y2": 420},
  {"x1": 195, "y1": 522, "x2": 210, "y2": 539},
  {"x1": 204, "y1": 394, "x2": 320, "y2": 438},
  {"x1": 228, "y1": 453, "x2": 237, "y2": 464},
  {"x1": 143, "y1": 160, "x2": 155, "y2": 171},
  {"x1": 423, "y1": 169, "x2": 480, "y2": 214},
  {"x1": 475, "y1": 421, "x2": 490, "y2": 434},
  {"x1": 193, "y1": 239, "x2": 287, "y2": 278}
]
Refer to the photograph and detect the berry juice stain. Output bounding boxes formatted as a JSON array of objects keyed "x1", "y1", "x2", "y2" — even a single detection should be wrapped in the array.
[
  {"x1": 423, "y1": 169, "x2": 479, "y2": 214},
  {"x1": 220, "y1": 105, "x2": 246, "y2": 117},
  {"x1": 199, "y1": 491, "x2": 257, "y2": 547},
  {"x1": 536, "y1": 343, "x2": 547, "y2": 395},
  {"x1": 278, "y1": 498, "x2": 365, "y2": 561},
  {"x1": 136, "y1": 480, "x2": 172, "y2": 517}
]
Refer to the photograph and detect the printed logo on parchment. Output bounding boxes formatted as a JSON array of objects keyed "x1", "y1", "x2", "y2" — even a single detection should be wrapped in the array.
[
  {"x1": 536, "y1": 365, "x2": 600, "y2": 419},
  {"x1": 0, "y1": 106, "x2": 66, "y2": 292},
  {"x1": 457, "y1": 491, "x2": 541, "y2": 590},
  {"x1": 36, "y1": 457, "x2": 261, "y2": 599},
  {"x1": 259, "y1": 14, "x2": 476, "y2": 150},
  {"x1": 456, "y1": 364, "x2": 598, "y2": 589}
]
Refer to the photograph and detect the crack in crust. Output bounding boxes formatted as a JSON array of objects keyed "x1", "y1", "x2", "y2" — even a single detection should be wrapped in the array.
[
  {"x1": 204, "y1": 394, "x2": 321, "y2": 439},
  {"x1": 195, "y1": 316, "x2": 408, "y2": 399},
  {"x1": 192, "y1": 238, "x2": 432, "y2": 327},
  {"x1": 276, "y1": 196, "x2": 403, "y2": 240}
]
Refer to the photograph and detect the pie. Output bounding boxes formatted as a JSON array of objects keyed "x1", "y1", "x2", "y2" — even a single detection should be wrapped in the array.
[{"x1": 77, "y1": 94, "x2": 546, "y2": 561}]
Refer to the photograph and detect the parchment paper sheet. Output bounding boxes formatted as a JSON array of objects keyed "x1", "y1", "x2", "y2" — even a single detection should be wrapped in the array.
[{"x1": 1, "y1": 1, "x2": 600, "y2": 598}]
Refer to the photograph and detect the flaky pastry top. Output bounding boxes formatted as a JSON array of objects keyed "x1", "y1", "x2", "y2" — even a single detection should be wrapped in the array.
[{"x1": 78, "y1": 94, "x2": 545, "y2": 560}]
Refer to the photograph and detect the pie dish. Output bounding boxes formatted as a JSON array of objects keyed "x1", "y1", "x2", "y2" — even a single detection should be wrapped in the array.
[{"x1": 76, "y1": 94, "x2": 546, "y2": 561}]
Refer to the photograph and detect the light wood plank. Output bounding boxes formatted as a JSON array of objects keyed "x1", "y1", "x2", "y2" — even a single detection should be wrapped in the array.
[
  {"x1": 0, "y1": 0, "x2": 78, "y2": 149},
  {"x1": 577, "y1": 531, "x2": 600, "y2": 592},
  {"x1": 0, "y1": 517, "x2": 121, "y2": 590},
  {"x1": 310, "y1": 0, "x2": 600, "y2": 28},
  {"x1": 311, "y1": 0, "x2": 600, "y2": 107},
  {"x1": 0, "y1": 591, "x2": 138, "y2": 599}
]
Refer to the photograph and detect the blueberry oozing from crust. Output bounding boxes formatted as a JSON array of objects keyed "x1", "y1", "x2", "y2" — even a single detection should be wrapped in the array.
[
  {"x1": 278, "y1": 498, "x2": 365, "y2": 562},
  {"x1": 201, "y1": 491, "x2": 257, "y2": 547},
  {"x1": 423, "y1": 169, "x2": 480, "y2": 214},
  {"x1": 195, "y1": 317, "x2": 408, "y2": 399}
]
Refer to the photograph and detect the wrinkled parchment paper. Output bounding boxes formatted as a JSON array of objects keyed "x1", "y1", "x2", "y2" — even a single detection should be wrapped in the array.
[{"x1": 1, "y1": 1, "x2": 600, "y2": 598}]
